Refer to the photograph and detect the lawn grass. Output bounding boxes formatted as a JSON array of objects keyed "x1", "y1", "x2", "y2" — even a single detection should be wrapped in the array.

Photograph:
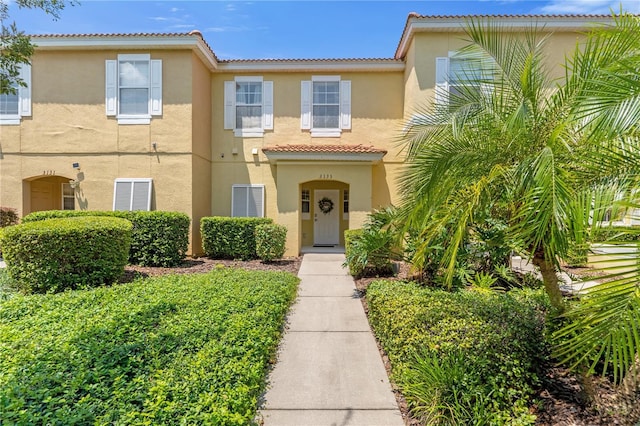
[{"x1": 0, "y1": 268, "x2": 299, "y2": 425}]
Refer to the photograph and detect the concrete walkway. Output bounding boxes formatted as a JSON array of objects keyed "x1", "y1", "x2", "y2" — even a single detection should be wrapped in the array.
[{"x1": 260, "y1": 253, "x2": 404, "y2": 426}]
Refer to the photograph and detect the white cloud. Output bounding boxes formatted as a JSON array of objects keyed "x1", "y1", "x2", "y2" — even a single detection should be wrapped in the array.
[
  {"x1": 170, "y1": 7, "x2": 181, "y2": 13},
  {"x1": 204, "y1": 25, "x2": 250, "y2": 33},
  {"x1": 149, "y1": 16, "x2": 169, "y2": 22},
  {"x1": 170, "y1": 24, "x2": 196, "y2": 29},
  {"x1": 225, "y1": 3, "x2": 237, "y2": 12},
  {"x1": 539, "y1": 0, "x2": 639, "y2": 14}
]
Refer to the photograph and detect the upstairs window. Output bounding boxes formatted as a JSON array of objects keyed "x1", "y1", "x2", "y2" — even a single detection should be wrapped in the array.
[
  {"x1": 106, "y1": 54, "x2": 162, "y2": 125},
  {"x1": 0, "y1": 63, "x2": 31, "y2": 125},
  {"x1": 301, "y1": 76, "x2": 351, "y2": 137},
  {"x1": 435, "y1": 52, "x2": 486, "y2": 108},
  {"x1": 224, "y1": 77, "x2": 273, "y2": 137}
]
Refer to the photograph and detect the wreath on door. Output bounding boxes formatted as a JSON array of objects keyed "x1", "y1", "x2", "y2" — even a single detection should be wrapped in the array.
[{"x1": 318, "y1": 197, "x2": 334, "y2": 214}]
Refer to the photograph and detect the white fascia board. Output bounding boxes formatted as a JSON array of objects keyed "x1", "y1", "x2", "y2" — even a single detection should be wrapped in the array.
[
  {"x1": 263, "y1": 152, "x2": 386, "y2": 164},
  {"x1": 217, "y1": 60, "x2": 404, "y2": 73},
  {"x1": 32, "y1": 35, "x2": 218, "y2": 70},
  {"x1": 395, "y1": 15, "x2": 615, "y2": 59}
]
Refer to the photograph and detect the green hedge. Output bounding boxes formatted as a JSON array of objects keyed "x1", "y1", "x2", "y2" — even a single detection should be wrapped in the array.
[
  {"x1": 367, "y1": 280, "x2": 549, "y2": 424},
  {"x1": 255, "y1": 223, "x2": 287, "y2": 262},
  {"x1": 344, "y1": 229, "x2": 365, "y2": 276},
  {"x1": 0, "y1": 268, "x2": 299, "y2": 424},
  {"x1": 0, "y1": 217, "x2": 131, "y2": 293},
  {"x1": 22, "y1": 210, "x2": 190, "y2": 267},
  {"x1": 201, "y1": 217, "x2": 272, "y2": 260}
]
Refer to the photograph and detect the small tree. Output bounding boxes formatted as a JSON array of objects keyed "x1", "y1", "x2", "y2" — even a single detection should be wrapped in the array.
[{"x1": 1, "y1": 0, "x2": 74, "y2": 94}]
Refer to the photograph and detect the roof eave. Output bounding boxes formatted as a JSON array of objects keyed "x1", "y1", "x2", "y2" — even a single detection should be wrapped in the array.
[
  {"x1": 217, "y1": 60, "x2": 404, "y2": 73},
  {"x1": 262, "y1": 151, "x2": 386, "y2": 164},
  {"x1": 394, "y1": 15, "x2": 616, "y2": 59},
  {"x1": 31, "y1": 34, "x2": 219, "y2": 70}
]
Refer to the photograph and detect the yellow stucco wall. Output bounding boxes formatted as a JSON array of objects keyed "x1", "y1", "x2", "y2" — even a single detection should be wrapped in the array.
[
  {"x1": 403, "y1": 30, "x2": 587, "y2": 117},
  {"x1": 0, "y1": 48, "x2": 212, "y2": 254},
  {"x1": 209, "y1": 71, "x2": 404, "y2": 255}
]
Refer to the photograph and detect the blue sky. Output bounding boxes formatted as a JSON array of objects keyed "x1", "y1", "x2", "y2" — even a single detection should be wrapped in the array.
[{"x1": 9, "y1": 1, "x2": 639, "y2": 59}]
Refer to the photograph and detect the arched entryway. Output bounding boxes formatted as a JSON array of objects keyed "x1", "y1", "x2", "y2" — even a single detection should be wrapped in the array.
[
  {"x1": 23, "y1": 175, "x2": 75, "y2": 214},
  {"x1": 300, "y1": 180, "x2": 349, "y2": 248}
]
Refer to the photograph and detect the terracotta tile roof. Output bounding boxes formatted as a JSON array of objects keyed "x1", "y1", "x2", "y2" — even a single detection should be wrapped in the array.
[
  {"x1": 31, "y1": 31, "x2": 220, "y2": 62},
  {"x1": 395, "y1": 13, "x2": 617, "y2": 59},
  {"x1": 262, "y1": 144, "x2": 387, "y2": 154},
  {"x1": 218, "y1": 58, "x2": 399, "y2": 63}
]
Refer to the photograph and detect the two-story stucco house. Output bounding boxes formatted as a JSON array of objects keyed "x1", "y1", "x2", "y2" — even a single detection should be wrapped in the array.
[{"x1": 0, "y1": 14, "x2": 613, "y2": 255}]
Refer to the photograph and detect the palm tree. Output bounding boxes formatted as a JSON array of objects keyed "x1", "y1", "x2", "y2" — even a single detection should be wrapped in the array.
[{"x1": 398, "y1": 14, "x2": 640, "y2": 381}]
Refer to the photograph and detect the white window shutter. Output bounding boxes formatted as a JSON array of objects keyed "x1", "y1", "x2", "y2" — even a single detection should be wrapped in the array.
[
  {"x1": 105, "y1": 60, "x2": 117, "y2": 116},
  {"x1": 224, "y1": 81, "x2": 235, "y2": 130},
  {"x1": 232, "y1": 185, "x2": 248, "y2": 216},
  {"x1": 150, "y1": 59, "x2": 162, "y2": 116},
  {"x1": 435, "y1": 57, "x2": 449, "y2": 107},
  {"x1": 113, "y1": 181, "x2": 132, "y2": 210},
  {"x1": 249, "y1": 186, "x2": 265, "y2": 217},
  {"x1": 263, "y1": 80, "x2": 273, "y2": 130},
  {"x1": 131, "y1": 180, "x2": 152, "y2": 210},
  {"x1": 18, "y1": 63, "x2": 32, "y2": 117},
  {"x1": 113, "y1": 179, "x2": 152, "y2": 211},
  {"x1": 340, "y1": 80, "x2": 351, "y2": 130},
  {"x1": 300, "y1": 80, "x2": 312, "y2": 130}
]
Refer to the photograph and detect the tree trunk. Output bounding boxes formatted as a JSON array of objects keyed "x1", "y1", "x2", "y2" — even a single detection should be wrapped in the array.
[{"x1": 532, "y1": 251, "x2": 566, "y2": 313}]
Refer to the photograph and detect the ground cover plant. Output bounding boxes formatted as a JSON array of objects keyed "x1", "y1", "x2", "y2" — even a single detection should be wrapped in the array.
[
  {"x1": 366, "y1": 279, "x2": 549, "y2": 425},
  {"x1": 0, "y1": 268, "x2": 299, "y2": 425}
]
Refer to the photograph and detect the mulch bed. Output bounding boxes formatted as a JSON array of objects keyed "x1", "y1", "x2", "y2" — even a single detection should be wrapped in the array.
[
  {"x1": 120, "y1": 256, "x2": 302, "y2": 283},
  {"x1": 121, "y1": 257, "x2": 640, "y2": 425}
]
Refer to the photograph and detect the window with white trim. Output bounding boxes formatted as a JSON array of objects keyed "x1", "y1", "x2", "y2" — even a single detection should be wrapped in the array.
[
  {"x1": 0, "y1": 63, "x2": 31, "y2": 125},
  {"x1": 301, "y1": 75, "x2": 351, "y2": 137},
  {"x1": 113, "y1": 178, "x2": 153, "y2": 211},
  {"x1": 343, "y1": 189, "x2": 349, "y2": 220},
  {"x1": 224, "y1": 77, "x2": 273, "y2": 137},
  {"x1": 106, "y1": 54, "x2": 162, "y2": 125},
  {"x1": 231, "y1": 184, "x2": 265, "y2": 217},
  {"x1": 435, "y1": 52, "x2": 485, "y2": 108},
  {"x1": 62, "y1": 183, "x2": 75, "y2": 210},
  {"x1": 301, "y1": 189, "x2": 310, "y2": 220}
]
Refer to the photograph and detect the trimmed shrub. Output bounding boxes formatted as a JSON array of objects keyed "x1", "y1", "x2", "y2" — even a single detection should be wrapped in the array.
[
  {"x1": 201, "y1": 216, "x2": 272, "y2": 260},
  {"x1": 367, "y1": 280, "x2": 549, "y2": 425},
  {"x1": 255, "y1": 223, "x2": 287, "y2": 261},
  {"x1": 0, "y1": 207, "x2": 19, "y2": 228},
  {"x1": 0, "y1": 217, "x2": 131, "y2": 293},
  {"x1": 22, "y1": 210, "x2": 190, "y2": 267},
  {"x1": 344, "y1": 229, "x2": 365, "y2": 276},
  {"x1": 0, "y1": 268, "x2": 299, "y2": 424}
]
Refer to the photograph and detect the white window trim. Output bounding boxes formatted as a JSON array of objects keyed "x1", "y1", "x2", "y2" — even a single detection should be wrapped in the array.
[
  {"x1": 343, "y1": 189, "x2": 349, "y2": 221},
  {"x1": 435, "y1": 51, "x2": 488, "y2": 108},
  {"x1": 301, "y1": 75, "x2": 351, "y2": 138},
  {"x1": 301, "y1": 189, "x2": 310, "y2": 220},
  {"x1": 231, "y1": 184, "x2": 265, "y2": 217},
  {"x1": 113, "y1": 178, "x2": 153, "y2": 211},
  {"x1": 0, "y1": 63, "x2": 31, "y2": 126},
  {"x1": 106, "y1": 54, "x2": 162, "y2": 125},
  {"x1": 224, "y1": 76, "x2": 273, "y2": 138},
  {"x1": 62, "y1": 183, "x2": 75, "y2": 210}
]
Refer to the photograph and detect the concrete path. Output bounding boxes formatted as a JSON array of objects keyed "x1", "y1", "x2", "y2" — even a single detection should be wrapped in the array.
[{"x1": 260, "y1": 253, "x2": 404, "y2": 426}]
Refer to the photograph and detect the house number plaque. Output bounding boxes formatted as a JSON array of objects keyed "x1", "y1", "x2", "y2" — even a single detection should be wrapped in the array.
[
  {"x1": 43, "y1": 170, "x2": 56, "y2": 176},
  {"x1": 319, "y1": 174, "x2": 332, "y2": 179}
]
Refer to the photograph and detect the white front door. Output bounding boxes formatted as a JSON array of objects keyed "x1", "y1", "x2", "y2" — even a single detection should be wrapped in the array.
[{"x1": 314, "y1": 189, "x2": 340, "y2": 246}]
